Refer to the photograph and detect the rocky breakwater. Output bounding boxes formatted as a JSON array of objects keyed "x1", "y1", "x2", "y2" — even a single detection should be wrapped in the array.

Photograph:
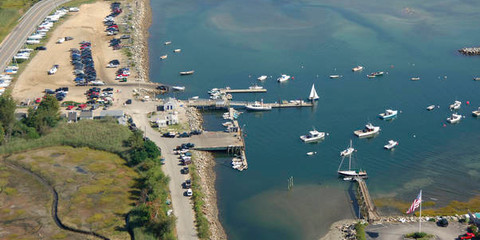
[
  {"x1": 131, "y1": 0, "x2": 151, "y2": 82},
  {"x1": 186, "y1": 107, "x2": 203, "y2": 131}
]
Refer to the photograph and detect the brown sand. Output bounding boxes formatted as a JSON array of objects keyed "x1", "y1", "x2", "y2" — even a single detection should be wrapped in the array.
[{"x1": 12, "y1": 1, "x2": 132, "y2": 104}]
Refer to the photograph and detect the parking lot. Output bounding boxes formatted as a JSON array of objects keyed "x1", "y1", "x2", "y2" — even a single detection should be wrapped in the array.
[{"x1": 365, "y1": 221, "x2": 467, "y2": 239}]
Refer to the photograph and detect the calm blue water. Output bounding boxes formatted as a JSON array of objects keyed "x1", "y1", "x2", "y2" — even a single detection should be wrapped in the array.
[{"x1": 149, "y1": 0, "x2": 480, "y2": 239}]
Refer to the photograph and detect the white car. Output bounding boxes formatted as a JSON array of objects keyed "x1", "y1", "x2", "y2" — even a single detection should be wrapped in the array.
[
  {"x1": 186, "y1": 189, "x2": 193, "y2": 197},
  {"x1": 90, "y1": 81, "x2": 105, "y2": 86},
  {"x1": 48, "y1": 65, "x2": 58, "y2": 75},
  {"x1": 56, "y1": 37, "x2": 65, "y2": 44}
]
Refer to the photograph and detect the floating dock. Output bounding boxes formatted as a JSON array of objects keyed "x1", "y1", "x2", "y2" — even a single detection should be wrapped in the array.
[
  {"x1": 219, "y1": 88, "x2": 267, "y2": 94},
  {"x1": 186, "y1": 99, "x2": 313, "y2": 109}
]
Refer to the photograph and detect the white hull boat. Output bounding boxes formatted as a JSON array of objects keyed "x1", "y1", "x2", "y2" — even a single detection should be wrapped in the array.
[
  {"x1": 337, "y1": 141, "x2": 367, "y2": 178},
  {"x1": 427, "y1": 105, "x2": 436, "y2": 111},
  {"x1": 352, "y1": 66, "x2": 364, "y2": 72},
  {"x1": 249, "y1": 85, "x2": 264, "y2": 90},
  {"x1": 246, "y1": 100, "x2": 271, "y2": 111},
  {"x1": 329, "y1": 75, "x2": 342, "y2": 79},
  {"x1": 411, "y1": 77, "x2": 420, "y2": 81},
  {"x1": 447, "y1": 113, "x2": 462, "y2": 124},
  {"x1": 306, "y1": 152, "x2": 317, "y2": 156},
  {"x1": 449, "y1": 101, "x2": 461, "y2": 110},
  {"x1": 354, "y1": 123, "x2": 380, "y2": 138},
  {"x1": 300, "y1": 129, "x2": 325, "y2": 142},
  {"x1": 164, "y1": 41, "x2": 172, "y2": 45},
  {"x1": 473, "y1": 108, "x2": 480, "y2": 117},
  {"x1": 384, "y1": 140, "x2": 398, "y2": 150},
  {"x1": 172, "y1": 86, "x2": 185, "y2": 91},
  {"x1": 340, "y1": 140, "x2": 355, "y2": 157},
  {"x1": 308, "y1": 84, "x2": 319, "y2": 101},
  {"x1": 160, "y1": 55, "x2": 168, "y2": 60},
  {"x1": 257, "y1": 75, "x2": 268, "y2": 81},
  {"x1": 277, "y1": 74, "x2": 291, "y2": 82},
  {"x1": 180, "y1": 70, "x2": 194, "y2": 75},
  {"x1": 174, "y1": 49, "x2": 181, "y2": 53},
  {"x1": 379, "y1": 109, "x2": 398, "y2": 120}
]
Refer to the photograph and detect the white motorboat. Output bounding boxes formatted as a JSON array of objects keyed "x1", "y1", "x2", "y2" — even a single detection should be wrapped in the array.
[
  {"x1": 277, "y1": 74, "x2": 291, "y2": 82},
  {"x1": 447, "y1": 113, "x2": 462, "y2": 124},
  {"x1": 308, "y1": 84, "x2": 319, "y2": 101},
  {"x1": 164, "y1": 41, "x2": 172, "y2": 45},
  {"x1": 180, "y1": 70, "x2": 194, "y2": 75},
  {"x1": 160, "y1": 54, "x2": 168, "y2": 60},
  {"x1": 352, "y1": 66, "x2": 364, "y2": 72},
  {"x1": 257, "y1": 75, "x2": 268, "y2": 81},
  {"x1": 300, "y1": 129, "x2": 325, "y2": 143},
  {"x1": 379, "y1": 109, "x2": 398, "y2": 120},
  {"x1": 249, "y1": 84, "x2": 264, "y2": 90},
  {"x1": 449, "y1": 100, "x2": 461, "y2": 110},
  {"x1": 340, "y1": 140, "x2": 355, "y2": 157},
  {"x1": 472, "y1": 107, "x2": 480, "y2": 117},
  {"x1": 172, "y1": 86, "x2": 185, "y2": 91},
  {"x1": 174, "y1": 49, "x2": 181, "y2": 53},
  {"x1": 384, "y1": 140, "x2": 398, "y2": 150},
  {"x1": 245, "y1": 99, "x2": 272, "y2": 111},
  {"x1": 473, "y1": 77, "x2": 480, "y2": 81},
  {"x1": 329, "y1": 75, "x2": 342, "y2": 79},
  {"x1": 222, "y1": 122, "x2": 233, "y2": 127},
  {"x1": 337, "y1": 141, "x2": 367, "y2": 178},
  {"x1": 190, "y1": 96, "x2": 199, "y2": 100},
  {"x1": 411, "y1": 77, "x2": 420, "y2": 81},
  {"x1": 354, "y1": 123, "x2": 380, "y2": 138},
  {"x1": 306, "y1": 152, "x2": 317, "y2": 156},
  {"x1": 426, "y1": 105, "x2": 436, "y2": 111}
]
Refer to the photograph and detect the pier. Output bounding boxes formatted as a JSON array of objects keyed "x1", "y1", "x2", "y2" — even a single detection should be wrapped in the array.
[
  {"x1": 219, "y1": 88, "x2": 267, "y2": 94},
  {"x1": 354, "y1": 176, "x2": 380, "y2": 222},
  {"x1": 186, "y1": 99, "x2": 313, "y2": 109}
]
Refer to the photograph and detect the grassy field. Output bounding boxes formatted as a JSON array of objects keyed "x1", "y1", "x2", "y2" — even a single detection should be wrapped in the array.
[
  {"x1": 0, "y1": 0, "x2": 39, "y2": 44},
  {"x1": 3, "y1": 146, "x2": 139, "y2": 239},
  {"x1": 0, "y1": 164, "x2": 82, "y2": 240},
  {"x1": 374, "y1": 196, "x2": 480, "y2": 216}
]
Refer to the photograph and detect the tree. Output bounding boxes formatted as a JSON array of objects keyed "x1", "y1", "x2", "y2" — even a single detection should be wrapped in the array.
[
  {"x1": 0, "y1": 93, "x2": 17, "y2": 140},
  {"x1": 24, "y1": 95, "x2": 60, "y2": 135},
  {"x1": 144, "y1": 140, "x2": 160, "y2": 159},
  {"x1": 0, "y1": 124, "x2": 4, "y2": 143}
]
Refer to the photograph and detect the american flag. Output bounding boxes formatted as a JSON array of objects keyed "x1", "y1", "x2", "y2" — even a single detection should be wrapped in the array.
[{"x1": 406, "y1": 190, "x2": 422, "y2": 214}]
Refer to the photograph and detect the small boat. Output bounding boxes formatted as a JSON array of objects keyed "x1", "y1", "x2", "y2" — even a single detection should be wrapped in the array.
[
  {"x1": 447, "y1": 113, "x2": 462, "y2": 124},
  {"x1": 384, "y1": 140, "x2": 398, "y2": 150},
  {"x1": 374, "y1": 71, "x2": 384, "y2": 76},
  {"x1": 222, "y1": 122, "x2": 233, "y2": 127},
  {"x1": 174, "y1": 49, "x2": 181, "y2": 53},
  {"x1": 379, "y1": 109, "x2": 398, "y2": 120},
  {"x1": 329, "y1": 75, "x2": 342, "y2": 79},
  {"x1": 190, "y1": 96, "x2": 199, "y2": 100},
  {"x1": 180, "y1": 70, "x2": 194, "y2": 75},
  {"x1": 473, "y1": 77, "x2": 480, "y2": 81},
  {"x1": 449, "y1": 100, "x2": 461, "y2": 110},
  {"x1": 308, "y1": 84, "x2": 319, "y2": 101},
  {"x1": 426, "y1": 105, "x2": 436, "y2": 111},
  {"x1": 367, "y1": 74, "x2": 376, "y2": 78},
  {"x1": 160, "y1": 54, "x2": 168, "y2": 60},
  {"x1": 246, "y1": 99, "x2": 272, "y2": 111},
  {"x1": 354, "y1": 123, "x2": 380, "y2": 138},
  {"x1": 352, "y1": 66, "x2": 364, "y2": 72},
  {"x1": 249, "y1": 84, "x2": 264, "y2": 90},
  {"x1": 164, "y1": 41, "x2": 172, "y2": 45},
  {"x1": 306, "y1": 152, "x2": 317, "y2": 156},
  {"x1": 277, "y1": 74, "x2": 291, "y2": 82},
  {"x1": 340, "y1": 140, "x2": 355, "y2": 157},
  {"x1": 172, "y1": 86, "x2": 185, "y2": 91},
  {"x1": 337, "y1": 141, "x2": 367, "y2": 178},
  {"x1": 257, "y1": 75, "x2": 268, "y2": 81},
  {"x1": 300, "y1": 128, "x2": 325, "y2": 143},
  {"x1": 411, "y1": 77, "x2": 420, "y2": 81},
  {"x1": 472, "y1": 107, "x2": 480, "y2": 117}
]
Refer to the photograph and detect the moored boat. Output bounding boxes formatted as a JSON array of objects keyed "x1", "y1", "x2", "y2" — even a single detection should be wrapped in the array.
[
  {"x1": 172, "y1": 86, "x2": 185, "y2": 91},
  {"x1": 329, "y1": 75, "x2": 342, "y2": 79},
  {"x1": 300, "y1": 128, "x2": 325, "y2": 143},
  {"x1": 306, "y1": 152, "x2": 317, "y2": 156},
  {"x1": 340, "y1": 140, "x2": 355, "y2": 157},
  {"x1": 180, "y1": 70, "x2": 194, "y2": 75},
  {"x1": 447, "y1": 113, "x2": 462, "y2": 124},
  {"x1": 426, "y1": 105, "x2": 436, "y2": 111},
  {"x1": 472, "y1": 107, "x2": 480, "y2": 117},
  {"x1": 352, "y1": 66, "x2": 364, "y2": 72},
  {"x1": 308, "y1": 84, "x2": 319, "y2": 101},
  {"x1": 246, "y1": 99, "x2": 272, "y2": 111},
  {"x1": 379, "y1": 109, "x2": 398, "y2": 120},
  {"x1": 249, "y1": 84, "x2": 264, "y2": 90},
  {"x1": 449, "y1": 100, "x2": 461, "y2": 110},
  {"x1": 164, "y1": 41, "x2": 172, "y2": 45},
  {"x1": 277, "y1": 74, "x2": 291, "y2": 82},
  {"x1": 160, "y1": 54, "x2": 167, "y2": 60},
  {"x1": 473, "y1": 77, "x2": 480, "y2": 81},
  {"x1": 257, "y1": 75, "x2": 268, "y2": 81},
  {"x1": 384, "y1": 140, "x2": 398, "y2": 150},
  {"x1": 173, "y1": 48, "x2": 181, "y2": 53},
  {"x1": 411, "y1": 77, "x2": 420, "y2": 81},
  {"x1": 337, "y1": 141, "x2": 367, "y2": 178},
  {"x1": 354, "y1": 123, "x2": 380, "y2": 138}
]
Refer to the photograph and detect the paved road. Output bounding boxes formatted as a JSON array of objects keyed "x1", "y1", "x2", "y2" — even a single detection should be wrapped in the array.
[
  {"x1": 0, "y1": 0, "x2": 72, "y2": 72},
  {"x1": 124, "y1": 101, "x2": 198, "y2": 240},
  {"x1": 366, "y1": 221, "x2": 466, "y2": 240}
]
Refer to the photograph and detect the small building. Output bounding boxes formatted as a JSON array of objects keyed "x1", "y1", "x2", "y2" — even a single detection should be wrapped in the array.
[
  {"x1": 162, "y1": 98, "x2": 178, "y2": 111},
  {"x1": 98, "y1": 110, "x2": 124, "y2": 119},
  {"x1": 67, "y1": 111, "x2": 78, "y2": 123},
  {"x1": 166, "y1": 112, "x2": 179, "y2": 125},
  {"x1": 79, "y1": 110, "x2": 93, "y2": 120},
  {"x1": 156, "y1": 119, "x2": 168, "y2": 128}
]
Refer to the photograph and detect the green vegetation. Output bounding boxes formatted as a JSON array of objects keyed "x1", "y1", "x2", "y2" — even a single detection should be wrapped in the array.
[
  {"x1": 61, "y1": 0, "x2": 97, "y2": 8},
  {"x1": 190, "y1": 153, "x2": 210, "y2": 239},
  {"x1": 404, "y1": 232, "x2": 434, "y2": 239},
  {"x1": 375, "y1": 196, "x2": 480, "y2": 216},
  {"x1": 0, "y1": 0, "x2": 40, "y2": 43},
  {"x1": 354, "y1": 222, "x2": 367, "y2": 240}
]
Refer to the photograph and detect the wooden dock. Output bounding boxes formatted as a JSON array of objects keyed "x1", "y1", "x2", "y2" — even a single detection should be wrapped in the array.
[
  {"x1": 354, "y1": 176, "x2": 380, "y2": 222},
  {"x1": 186, "y1": 99, "x2": 313, "y2": 109},
  {"x1": 219, "y1": 88, "x2": 267, "y2": 94}
]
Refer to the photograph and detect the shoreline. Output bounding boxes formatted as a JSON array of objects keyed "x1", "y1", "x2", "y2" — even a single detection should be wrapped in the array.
[{"x1": 186, "y1": 107, "x2": 228, "y2": 239}]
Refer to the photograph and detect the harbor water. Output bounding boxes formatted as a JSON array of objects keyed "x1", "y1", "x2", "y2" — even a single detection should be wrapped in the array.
[{"x1": 149, "y1": 0, "x2": 480, "y2": 239}]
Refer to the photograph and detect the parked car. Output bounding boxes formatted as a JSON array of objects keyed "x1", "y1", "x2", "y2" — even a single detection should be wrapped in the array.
[
  {"x1": 185, "y1": 189, "x2": 193, "y2": 197},
  {"x1": 437, "y1": 218, "x2": 448, "y2": 227},
  {"x1": 178, "y1": 132, "x2": 190, "y2": 138},
  {"x1": 125, "y1": 99, "x2": 132, "y2": 104},
  {"x1": 35, "y1": 46, "x2": 47, "y2": 50},
  {"x1": 162, "y1": 132, "x2": 176, "y2": 138},
  {"x1": 48, "y1": 64, "x2": 59, "y2": 75},
  {"x1": 182, "y1": 179, "x2": 192, "y2": 189},
  {"x1": 181, "y1": 167, "x2": 189, "y2": 174}
]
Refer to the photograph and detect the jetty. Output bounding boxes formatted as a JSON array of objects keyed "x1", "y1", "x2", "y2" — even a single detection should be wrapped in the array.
[
  {"x1": 219, "y1": 88, "x2": 267, "y2": 94},
  {"x1": 354, "y1": 176, "x2": 380, "y2": 222},
  {"x1": 459, "y1": 47, "x2": 480, "y2": 56},
  {"x1": 186, "y1": 99, "x2": 313, "y2": 110}
]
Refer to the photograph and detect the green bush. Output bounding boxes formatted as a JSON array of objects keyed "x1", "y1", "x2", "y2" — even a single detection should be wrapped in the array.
[
  {"x1": 405, "y1": 232, "x2": 433, "y2": 239},
  {"x1": 355, "y1": 222, "x2": 367, "y2": 240}
]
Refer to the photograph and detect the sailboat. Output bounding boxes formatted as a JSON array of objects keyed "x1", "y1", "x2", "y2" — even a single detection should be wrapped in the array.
[
  {"x1": 309, "y1": 84, "x2": 319, "y2": 101},
  {"x1": 337, "y1": 141, "x2": 367, "y2": 178}
]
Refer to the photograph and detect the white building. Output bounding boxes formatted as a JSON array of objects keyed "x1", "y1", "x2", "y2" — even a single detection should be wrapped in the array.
[
  {"x1": 166, "y1": 112, "x2": 179, "y2": 125},
  {"x1": 163, "y1": 98, "x2": 178, "y2": 111}
]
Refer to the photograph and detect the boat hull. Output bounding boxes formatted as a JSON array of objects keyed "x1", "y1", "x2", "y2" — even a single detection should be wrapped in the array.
[
  {"x1": 300, "y1": 135, "x2": 325, "y2": 143},
  {"x1": 379, "y1": 113, "x2": 397, "y2": 120},
  {"x1": 245, "y1": 106, "x2": 272, "y2": 111},
  {"x1": 337, "y1": 170, "x2": 367, "y2": 178},
  {"x1": 354, "y1": 128, "x2": 380, "y2": 138}
]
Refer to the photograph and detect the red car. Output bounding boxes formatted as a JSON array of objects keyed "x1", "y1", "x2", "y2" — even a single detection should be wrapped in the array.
[
  {"x1": 35, "y1": 98, "x2": 42, "y2": 103},
  {"x1": 461, "y1": 232, "x2": 475, "y2": 240},
  {"x1": 66, "y1": 105, "x2": 74, "y2": 110}
]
